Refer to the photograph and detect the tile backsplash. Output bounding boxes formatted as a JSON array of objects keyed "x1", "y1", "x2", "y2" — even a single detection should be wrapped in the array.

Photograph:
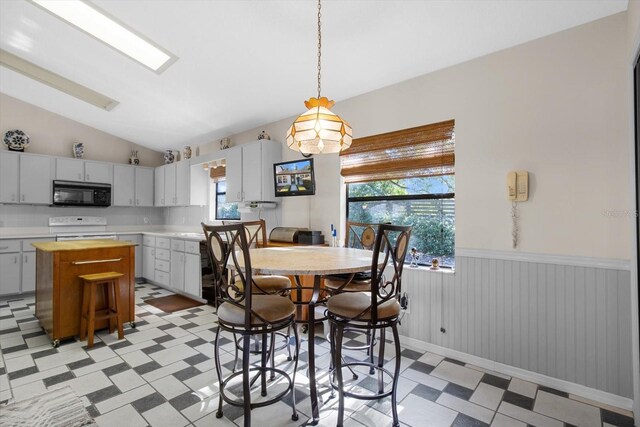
[{"x1": 0, "y1": 205, "x2": 164, "y2": 228}]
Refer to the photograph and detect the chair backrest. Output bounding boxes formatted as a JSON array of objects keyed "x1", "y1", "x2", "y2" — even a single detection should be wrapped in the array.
[
  {"x1": 368, "y1": 223, "x2": 412, "y2": 323},
  {"x1": 201, "y1": 222, "x2": 254, "y2": 326},
  {"x1": 345, "y1": 221, "x2": 381, "y2": 250},
  {"x1": 222, "y1": 219, "x2": 268, "y2": 248}
]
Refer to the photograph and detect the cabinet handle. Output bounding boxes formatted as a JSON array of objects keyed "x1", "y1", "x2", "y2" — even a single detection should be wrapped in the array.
[
  {"x1": 14, "y1": 256, "x2": 18, "y2": 263},
  {"x1": 86, "y1": 174, "x2": 90, "y2": 181},
  {"x1": 21, "y1": 194, "x2": 25, "y2": 202},
  {"x1": 136, "y1": 199, "x2": 139, "y2": 205},
  {"x1": 78, "y1": 173, "x2": 82, "y2": 180},
  {"x1": 129, "y1": 198, "x2": 133, "y2": 205},
  {"x1": 72, "y1": 258, "x2": 122, "y2": 265}
]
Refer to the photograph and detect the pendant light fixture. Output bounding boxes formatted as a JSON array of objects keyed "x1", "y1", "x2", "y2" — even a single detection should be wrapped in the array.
[{"x1": 286, "y1": 0, "x2": 352, "y2": 155}]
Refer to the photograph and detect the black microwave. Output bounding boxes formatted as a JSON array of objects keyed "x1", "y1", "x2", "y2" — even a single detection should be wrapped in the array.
[{"x1": 52, "y1": 180, "x2": 111, "y2": 207}]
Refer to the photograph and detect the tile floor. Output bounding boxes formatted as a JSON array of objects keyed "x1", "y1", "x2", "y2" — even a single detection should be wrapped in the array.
[{"x1": 0, "y1": 283, "x2": 636, "y2": 427}]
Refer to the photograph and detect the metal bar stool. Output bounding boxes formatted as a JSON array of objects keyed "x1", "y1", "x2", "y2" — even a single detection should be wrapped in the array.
[{"x1": 79, "y1": 272, "x2": 124, "y2": 348}]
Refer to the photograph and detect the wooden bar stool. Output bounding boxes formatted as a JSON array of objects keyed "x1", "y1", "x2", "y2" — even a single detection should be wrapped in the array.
[{"x1": 79, "y1": 272, "x2": 124, "y2": 348}]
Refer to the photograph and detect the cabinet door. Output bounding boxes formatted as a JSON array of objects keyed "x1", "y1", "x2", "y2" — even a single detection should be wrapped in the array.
[
  {"x1": 170, "y1": 250, "x2": 185, "y2": 291},
  {"x1": 0, "y1": 253, "x2": 21, "y2": 295},
  {"x1": 154, "y1": 166, "x2": 165, "y2": 206},
  {"x1": 184, "y1": 253, "x2": 201, "y2": 297},
  {"x1": 0, "y1": 151, "x2": 19, "y2": 203},
  {"x1": 118, "y1": 235, "x2": 142, "y2": 277},
  {"x1": 113, "y1": 165, "x2": 135, "y2": 206},
  {"x1": 85, "y1": 161, "x2": 111, "y2": 184},
  {"x1": 21, "y1": 252, "x2": 36, "y2": 293},
  {"x1": 56, "y1": 158, "x2": 85, "y2": 181},
  {"x1": 142, "y1": 245, "x2": 155, "y2": 280},
  {"x1": 20, "y1": 155, "x2": 52, "y2": 204},
  {"x1": 164, "y1": 163, "x2": 177, "y2": 206},
  {"x1": 225, "y1": 146, "x2": 243, "y2": 202},
  {"x1": 135, "y1": 168, "x2": 154, "y2": 207},
  {"x1": 176, "y1": 161, "x2": 190, "y2": 206},
  {"x1": 242, "y1": 144, "x2": 262, "y2": 201}
]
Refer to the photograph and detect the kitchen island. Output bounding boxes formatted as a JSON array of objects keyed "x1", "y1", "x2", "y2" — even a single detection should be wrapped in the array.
[{"x1": 32, "y1": 239, "x2": 136, "y2": 347}]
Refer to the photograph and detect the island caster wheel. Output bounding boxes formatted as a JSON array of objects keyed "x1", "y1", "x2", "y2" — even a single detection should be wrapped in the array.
[
  {"x1": 52, "y1": 340, "x2": 60, "y2": 348},
  {"x1": 129, "y1": 322, "x2": 136, "y2": 328}
]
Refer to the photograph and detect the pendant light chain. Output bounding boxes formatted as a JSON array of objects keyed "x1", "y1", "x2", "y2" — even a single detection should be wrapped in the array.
[{"x1": 316, "y1": 0, "x2": 322, "y2": 100}]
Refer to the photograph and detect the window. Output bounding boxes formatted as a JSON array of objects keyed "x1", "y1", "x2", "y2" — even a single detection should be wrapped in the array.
[
  {"x1": 341, "y1": 120, "x2": 455, "y2": 267},
  {"x1": 215, "y1": 180, "x2": 240, "y2": 220}
]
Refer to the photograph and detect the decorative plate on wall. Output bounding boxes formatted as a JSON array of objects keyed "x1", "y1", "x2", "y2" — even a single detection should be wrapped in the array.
[{"x1": 4, "y1": 129, "x2": 30, "y2": 152}]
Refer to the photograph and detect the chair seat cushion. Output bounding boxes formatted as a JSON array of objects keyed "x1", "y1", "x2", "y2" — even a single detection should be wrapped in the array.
[
  {"x1": 217, "y1": 294, "x2": 295, "y2": 326},
  {"x1": 324, "y1": 277, "x2": 371, "y2": 292},
  {"x1": 327, "y1": 292, "x2": 400, "y2": 321},
  {"x1": 251, "y1": 275, "x2": 291, "y2": 294}
]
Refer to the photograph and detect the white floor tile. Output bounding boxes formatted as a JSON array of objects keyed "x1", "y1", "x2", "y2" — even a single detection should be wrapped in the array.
[
  {"x1": 436, "y1": 392, "x2": 494, "y2": 424},
  {"x1": 533, "y1": 390, "x2": 601, "y2": 427},
  {"x1": 141, "y1": 402, "x2": 190, "y2": 427},
  {"x1": 397, "y1": 394, "x2": 458, "y2": 427},
  {"x1": 491, "y1": 412, "x2": 527, "y2": 427},
  {"x1": 497, "y1": 402, "x2": 563, "y2": 427},
  {"x1": 430, "y1": 361, "x2": 483, "y2": 390},
  {"x1": 150, "y1": 374, "x2": 190, "y2": 400},
  {"x1": 149, "y1": 344, "x2": 198, "y2": 366},
  {"x1": 95, "y1": 404, "x2": 148, "y2": 427},
  {"x1": 110, "y1": 370, "x2": 147, "y2": 393},
  {"x1": 470, "y1": 382, "x2": 505, "y2": 411},
  {"x1": 95, "y1": 384, "x2": 156, "y2": 414},
  {"x1": 507, "y1": 377, "x2": 537, "y2": 398}
]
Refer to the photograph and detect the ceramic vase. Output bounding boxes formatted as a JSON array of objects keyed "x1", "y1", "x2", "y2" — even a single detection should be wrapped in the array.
[
  {"x1": 219, "y1": 138, "x2": 231, "y2": 150},
  {"x1": 4, "y1": 130, "x2": 30, "y2": 152},
  {"x1": 72, "y1": 142, "x2": 85, "y2": 159},
  {"x1": 183, "y1": 146, "x2": 192, "y2": 160},
  {"x1": 164, "y1": 150, "x2": 176, "y2": 164}
]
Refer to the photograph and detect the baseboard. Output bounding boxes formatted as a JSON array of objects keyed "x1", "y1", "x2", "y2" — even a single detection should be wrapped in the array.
[{"x1": 400, "y1": 334, "x2": 634, "y2": 412}]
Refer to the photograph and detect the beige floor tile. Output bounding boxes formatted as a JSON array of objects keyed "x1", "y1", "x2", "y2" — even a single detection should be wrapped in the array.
[
  {"x1": 507, "y1": 377, "x2": 537, "y2": 398},
  {"x1": 430, "y1": 361, "x2": 483, "y2": 389},
  {"x1": 533, "y1": 390, "x2": 600, "y2": 427}
]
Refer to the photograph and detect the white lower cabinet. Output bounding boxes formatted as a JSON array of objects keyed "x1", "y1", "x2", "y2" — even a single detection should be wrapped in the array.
[
  {"x1": 0, "y1": 253, "x2": 21, "y2": 295},
  {"x1": 170, "y1": 238, "x2": 201, "y2": 298},
  {"x1": 118, "y1": 235, "x2": 142, "y2": 277},
  {"x1": 142, "y1": 245, "x2": 155, "y2": 280},
  {"x1": 21, "y1": 252, "x2": 36, "y2": 293},
  {"x1": 184, "y1": 253, "x2": 201, "y2": 297},
  {"x1": 170, "y1": 250, "x2": 185, "y2": 292}
]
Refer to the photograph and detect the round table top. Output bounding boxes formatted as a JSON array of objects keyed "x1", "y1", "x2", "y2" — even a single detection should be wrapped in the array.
[{"x1": 238, "y1": 246, "x2": 375, "y2": 276}]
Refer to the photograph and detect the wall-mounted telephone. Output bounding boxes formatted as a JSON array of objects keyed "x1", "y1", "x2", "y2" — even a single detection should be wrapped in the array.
[{"x1": 507, "y1": 171, "x2": 529, "y2": 202}]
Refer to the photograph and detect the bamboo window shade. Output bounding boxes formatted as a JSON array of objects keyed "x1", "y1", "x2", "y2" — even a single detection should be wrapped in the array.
[
  {"x1": 339, "y1": 119, "x2": 455, "y2": 183},
  {"x1": 209, "y1": 165, "x2": 226, "y2": 180}
]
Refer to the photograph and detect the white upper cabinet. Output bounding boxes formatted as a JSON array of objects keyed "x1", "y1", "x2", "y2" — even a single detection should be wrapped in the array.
[
  {"x1": 135, "y1": 167, "x2": 154, "y2": 207},
  {"x1": 84, "y1": 161, "x2": 111, "y2": 184},
  {"x1": 0, "y1": 151, "x2": 19, "y2": 203},
  {"x1": 154, "y1": 166, "x2": 165, "y2": 206},
  {"x1": 176, "y1": 161, "x2": 190, "y2": 206},
  {"x1": 55, "y1": 159, "x2": 111, "y2": 184},
  {"x1": 225, "y1": 146, "x2": 243, "y2": 203},
  {"x1": 224, "y1": 140, "x2": 282, "y2": 203},
  {"x1": 165, "y1": 163, "x2": 177, "y2": 206},
  {"x1": 20, "y1": 154, "x2": 52, "y2": 204},
  {"x1": 113, "y1": 164, "x2": 135, "y2": 206},
  {"x1": 56, "y1": 158, "x2": 85, "y2": 181}
]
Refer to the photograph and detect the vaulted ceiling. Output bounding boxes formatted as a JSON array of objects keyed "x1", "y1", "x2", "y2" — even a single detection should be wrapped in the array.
[{"x1": 0, "y1": 0, "x2": 628, "y2": 152}]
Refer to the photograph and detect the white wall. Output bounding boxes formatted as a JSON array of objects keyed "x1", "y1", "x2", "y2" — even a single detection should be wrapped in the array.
[
  {"x1": 0, "y1": 93, "x2": 164, "y2": 167},
  {"x1": 199, "y1": 12, "x2": 631, "y2": 261}
]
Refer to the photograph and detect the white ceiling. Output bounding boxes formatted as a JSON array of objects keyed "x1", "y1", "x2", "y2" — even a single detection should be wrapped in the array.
[{"x1": 0, "y1": 0, "x2": 628, "y2": 152}]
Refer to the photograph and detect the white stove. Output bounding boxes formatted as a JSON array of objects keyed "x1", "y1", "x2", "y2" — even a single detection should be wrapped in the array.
[{"x1": 49, "y1": 216, "x2": 117, "y2": 241}]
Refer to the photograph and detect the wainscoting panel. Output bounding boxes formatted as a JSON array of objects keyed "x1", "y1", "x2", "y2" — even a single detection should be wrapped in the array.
[{"x1": 398, "y1": 256, "x2": 633, "y2": 398}]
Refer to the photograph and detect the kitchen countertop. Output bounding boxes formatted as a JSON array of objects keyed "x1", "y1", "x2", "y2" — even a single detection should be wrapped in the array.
[
  {"x1": 0, "y1": 227, "x2": 207, "y2": 241},
  {"x1": 32, "y1": 239, "x2": 136, "y2": 252}
]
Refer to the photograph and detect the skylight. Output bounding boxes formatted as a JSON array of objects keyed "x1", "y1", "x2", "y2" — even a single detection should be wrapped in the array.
[{"x1": 30, "y1": 0, "x2": 177, "y2": 73}]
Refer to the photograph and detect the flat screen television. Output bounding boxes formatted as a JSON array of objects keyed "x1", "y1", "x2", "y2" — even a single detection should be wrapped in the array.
[{"x1": 273, "y1": 158, "x2": 316, "y2": 197}]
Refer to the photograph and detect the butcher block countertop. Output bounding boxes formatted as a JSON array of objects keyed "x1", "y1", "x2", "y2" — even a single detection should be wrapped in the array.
[{"x1": 31, "y1": 239, "x2": 136, "y2": 252}]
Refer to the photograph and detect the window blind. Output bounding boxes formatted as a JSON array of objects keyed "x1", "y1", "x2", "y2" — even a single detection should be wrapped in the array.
[
  {"x1": 209, "y1": 165, "x2": 226, "y2": 180},
  {"x1": 340, "y1": 119, "x2": 455, "y2": 183}
]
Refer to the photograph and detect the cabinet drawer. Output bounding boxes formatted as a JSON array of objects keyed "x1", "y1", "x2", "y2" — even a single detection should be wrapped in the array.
[
  {"x1": 171, "y1": 239, "x2": 185, "y2": 251},
  {"x1": 156, "y1": 237, "x2": 170, "y2": 249},
  {"x1": 22, "y1": 238, "x2": 54, "y2": 252},
  {"x1": 143, "y1": 235, "x2": 156, "y2": 247},
  {"x1": 155, "y1": 259, "x2": 170, "y2": 272},
  {"x1": 155, "y1": 248, "x2": 170, "y2": 261},
  {"x1": 0, "y1": 240, "x2": 21, "y2": 253},
  {"x1": 184, "y1": 241, "x2": 200, "y2": 254},
  {"x1": 155, "y1": 270, "x2": 170, "y2": 286}
]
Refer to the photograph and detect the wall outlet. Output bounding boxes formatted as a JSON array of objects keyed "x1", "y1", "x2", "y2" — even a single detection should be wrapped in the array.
[{"x1": 143, "y1": 217, "x2": 149, "y2": 224}]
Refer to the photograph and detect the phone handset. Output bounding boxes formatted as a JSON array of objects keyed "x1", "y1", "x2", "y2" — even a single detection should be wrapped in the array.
[{"x1": 507, "y1": 171, "x2": 529, "y2": 248}]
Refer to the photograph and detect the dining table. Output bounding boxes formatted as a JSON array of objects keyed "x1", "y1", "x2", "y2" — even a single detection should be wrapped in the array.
[{"x1": 238, "y1": 245, "x2": 376, "y2": 424}]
